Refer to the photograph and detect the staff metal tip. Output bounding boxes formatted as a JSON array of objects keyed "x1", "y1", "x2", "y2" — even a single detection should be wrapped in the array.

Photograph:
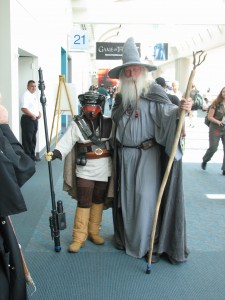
[{"x1": 146, "y1": 264, "x2": 151, "y2": 274}]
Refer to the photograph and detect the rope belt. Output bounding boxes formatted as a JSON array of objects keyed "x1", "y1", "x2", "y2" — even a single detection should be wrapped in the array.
[
  {"x1": 77, "y1": 141, "x2": 111, "y2": 159},
  {"x1": 117, "y1": 138, "x2": 156, "y2": 150}
]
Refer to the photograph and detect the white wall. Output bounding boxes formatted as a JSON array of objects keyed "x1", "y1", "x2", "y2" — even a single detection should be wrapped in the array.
[
  {"x1": 0, "y1": 0, "x2": 72, "y2": 155},
  {"x1": 1, "y1": 0, "x2": 225, "y2": 156},
  {"x1": 154, "y1": 44, "x2": 225, "y2": 98},
  {"x1": 192, "y1": 44, "x2": 225, "y2": 97},
  {"x1": 0, "y1": 0, "x2": 19, "y2": 131}
]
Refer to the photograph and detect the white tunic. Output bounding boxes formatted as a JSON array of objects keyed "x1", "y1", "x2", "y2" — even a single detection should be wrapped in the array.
[{"x1": 56, "y1": 120, "x2": 112, "y2": 182}]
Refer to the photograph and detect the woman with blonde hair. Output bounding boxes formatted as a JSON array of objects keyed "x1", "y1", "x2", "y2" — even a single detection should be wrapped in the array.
[{"x1": 202, "y1": 86, "x2": 225, "y2": 175}]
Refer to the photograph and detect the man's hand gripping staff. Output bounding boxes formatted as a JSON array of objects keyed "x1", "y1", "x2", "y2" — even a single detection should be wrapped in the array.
[
  {"x1": 38, "y1": 68, "x2": 66, "y2": 252},
  {"x1": 45, "y1": 151, "x2": 54, "y2": 161}
]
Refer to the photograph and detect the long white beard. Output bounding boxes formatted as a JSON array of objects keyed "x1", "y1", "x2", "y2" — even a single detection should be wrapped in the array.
[{"x1": 118, "y1": 70, "x2": 150, "y2": 109}]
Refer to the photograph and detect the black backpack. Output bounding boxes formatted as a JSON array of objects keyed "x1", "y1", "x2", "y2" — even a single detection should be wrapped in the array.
[{"x1": 191, "y1": 92, "x2": 204, "y2": 110}]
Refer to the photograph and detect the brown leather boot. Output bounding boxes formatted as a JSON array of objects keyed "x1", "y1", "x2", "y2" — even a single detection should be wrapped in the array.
[
  {"x1": 88, "y1": 203, "x2": 105, "y2": 245},
  {"x1": 68, "y1": 207, "x2": 90, "y2": 253}
]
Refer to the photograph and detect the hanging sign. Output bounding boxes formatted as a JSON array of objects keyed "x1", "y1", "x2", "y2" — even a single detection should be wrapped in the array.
[
  {"x1": 70, "y1": 30, "x2": 89, "y2": 50},
  {"x1": 96, "y1": 42, "x2": 141, "y2": 60},
  {"x1": 153, "y1": 43, "x2": 168, "y2": 61}
]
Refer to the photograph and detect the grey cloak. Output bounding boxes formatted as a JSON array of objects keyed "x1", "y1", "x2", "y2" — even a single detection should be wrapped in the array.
[{"x1": 112, "y1": 82, "x2": 189, "y2": 263}]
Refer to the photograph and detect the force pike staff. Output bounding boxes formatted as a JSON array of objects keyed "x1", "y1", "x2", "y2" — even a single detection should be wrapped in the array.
[{"x1": 38, "y1": 68, "x2": 66, "y2": 252}]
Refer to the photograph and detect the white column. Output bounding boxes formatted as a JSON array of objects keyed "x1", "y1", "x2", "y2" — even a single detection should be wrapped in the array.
[
  {"x1": 0, "y1": 0, "x2": 19, "y2": 136},
  {"x1": 174, "y1": 57, "x2": 192, "y2": 96}
]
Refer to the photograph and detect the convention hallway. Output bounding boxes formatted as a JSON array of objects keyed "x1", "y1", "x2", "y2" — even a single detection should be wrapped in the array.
[{"x1": 12, "y1": 111, "x2": 225, "y2": 300}]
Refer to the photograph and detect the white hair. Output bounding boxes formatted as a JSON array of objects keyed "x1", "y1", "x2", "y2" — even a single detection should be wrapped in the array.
[{"x1": 118, "y1": 67, "x2": 150, "y2": 109}]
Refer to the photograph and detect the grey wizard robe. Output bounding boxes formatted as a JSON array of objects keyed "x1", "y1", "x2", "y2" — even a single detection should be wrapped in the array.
[{"x1": 112, "y1": 82, "x2": 189, "y2": 263}]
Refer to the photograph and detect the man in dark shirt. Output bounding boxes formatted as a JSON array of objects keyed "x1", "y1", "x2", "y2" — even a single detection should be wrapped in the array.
[{"x1": 155, "y1": 77, "x2": 180, "y2": 106}]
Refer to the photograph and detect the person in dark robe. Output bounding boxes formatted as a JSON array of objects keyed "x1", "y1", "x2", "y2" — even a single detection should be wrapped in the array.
[
  {"x1": 108, "y1": 37, "x2": 191, "y2": 264},
  {"x1": 0, "y1": 103, "x2": 35, "y2": 300}
]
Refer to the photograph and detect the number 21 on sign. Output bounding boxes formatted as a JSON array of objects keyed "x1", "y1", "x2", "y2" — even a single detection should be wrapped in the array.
[{"x1": 70, "y1": 30, "x2": 89, "y2": 50}]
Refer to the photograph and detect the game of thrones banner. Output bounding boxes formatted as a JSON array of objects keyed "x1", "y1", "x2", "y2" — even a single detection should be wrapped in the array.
[{"x1": 96, "y1": 42, "x2": 141, "y2": 60}]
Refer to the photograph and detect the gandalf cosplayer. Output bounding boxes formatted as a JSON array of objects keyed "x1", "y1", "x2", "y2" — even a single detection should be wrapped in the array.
[{"x1": 108, "y1": 37, "x2": 192, "y2": 264}]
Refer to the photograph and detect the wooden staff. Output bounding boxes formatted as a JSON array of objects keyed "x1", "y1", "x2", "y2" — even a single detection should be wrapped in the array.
[
  {"x1": 8, "y1": 216, "x2": 36, "y2": 288},
  {"x1": 19, "y1": 244, "x2": 35, "y2": 287},
  {"x1": 146, "y1": 51, "x2": 207, "y2": 274}
]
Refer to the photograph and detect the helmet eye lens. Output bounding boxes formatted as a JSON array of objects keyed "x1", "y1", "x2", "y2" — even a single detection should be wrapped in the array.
[{"x1": 82, "y1": 105, "x2": 102, "y2": 119}]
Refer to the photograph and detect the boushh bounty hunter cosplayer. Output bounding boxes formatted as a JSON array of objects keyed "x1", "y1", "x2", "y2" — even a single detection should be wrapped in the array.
[{"x1": 45, "y1": 91, "x2": 113, "y2": 253}]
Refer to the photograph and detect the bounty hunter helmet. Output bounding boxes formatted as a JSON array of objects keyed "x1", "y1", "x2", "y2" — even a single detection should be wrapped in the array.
[{"x1": 78, "y1": 91, "x2": 106, "y2": 120}]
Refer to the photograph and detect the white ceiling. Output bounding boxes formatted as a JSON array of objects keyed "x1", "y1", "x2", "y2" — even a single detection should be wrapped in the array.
[{"x1": 70, "y1": 0, "x2": 225, "y2": 62}]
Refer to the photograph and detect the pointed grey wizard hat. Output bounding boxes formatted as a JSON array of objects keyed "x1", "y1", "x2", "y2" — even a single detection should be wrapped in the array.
[{"x1": 108, "y1": 37, "x2": 157, "y2": 79}]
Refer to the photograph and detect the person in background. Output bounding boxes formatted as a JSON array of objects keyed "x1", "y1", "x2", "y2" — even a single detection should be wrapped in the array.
[
  {"x1": 189, "y1": 83, "x2": 200, "y2": 128},
  {"x1": 97, "y1": 83, "x2": 108, "y2": 113},
  {"x1": 97, "y1": 83, "x2": 108, "y2": 96},
  {"x1": 108, "y1": 37, "x2": 191, "y2": 264},
  {"x1": 202, "y1": 97, "x2": 210, "y2": 111},
  {"x1": 169, "y1": 80, "x2": 182, "y2": 99},
  {"x1": 108, "y1": 87, "x2": 115, "y2": 110},
  {"x1": 204, "y1": 87, "x2": 212, "y2": 103},
  {"x1": 45, "y1": 91, "x2": 113, "y2": 253},
  {"x1": 155, "y1": 77, "x2": 180, "y2": 106},
  {"x1": 202, "y1": 87, "x2": 225, "y2": 175},
  {"x1": 20, "y1": 80, "x2": 42, "y2": 161},
  {"x1": 156, "y1": 77, "x2": 186, "y2": 140},
  {"x1": 0, "y1": 96, "x2": 35, "y2": 300}
]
